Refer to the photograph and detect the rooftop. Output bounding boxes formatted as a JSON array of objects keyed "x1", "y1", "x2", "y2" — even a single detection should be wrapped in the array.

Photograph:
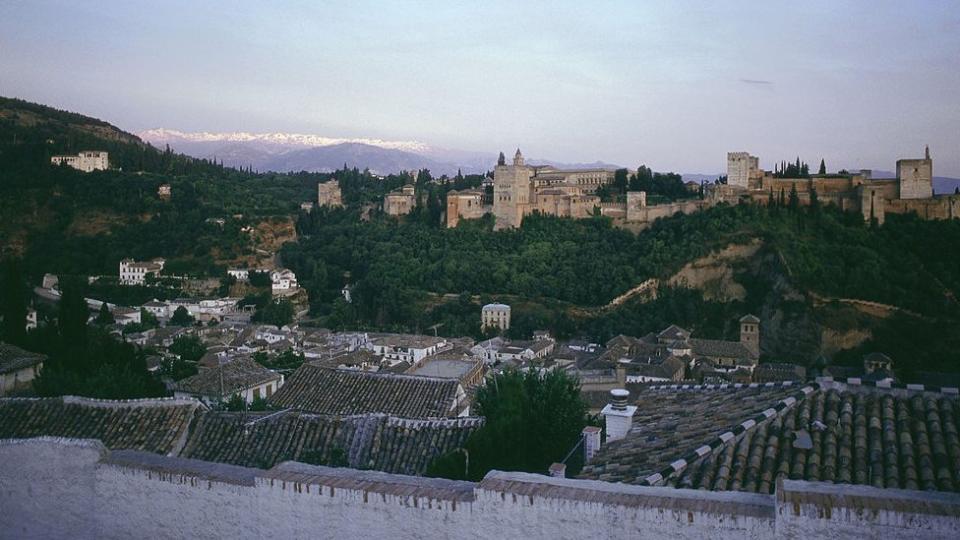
[
  {"x1": 581, "y1": 380, "x2": 960, "y2": 496},
  {"x1": 0, "y1": 396, "x2": 202, "y2": 454},
  {"x1": 0, "y1": 343, "x2": 46, "y2": 374},
  {"x1": 174, "y1": 357, "x2": 281, "y2": 398},
  {"x1": 270, "y1": 364, "x2": 466, "y2": 418},
  {"x1": 180, "y1": 410, "x2": 482, "y2": 475},
  {"x1": 407, "y1": 358, "x2": 482, "y2": 380}
]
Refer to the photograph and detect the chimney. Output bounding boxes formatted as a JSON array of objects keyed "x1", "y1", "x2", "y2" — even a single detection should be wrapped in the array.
[
  {"x1": 582, "y1": 426, "x2": 601, "y2": 462},
  {"x1": 548, "y1": 463, "x2": 566, "y2": 478},
  {"x1": 601, "y1": 389, "x2": 637, "y2": 442}
]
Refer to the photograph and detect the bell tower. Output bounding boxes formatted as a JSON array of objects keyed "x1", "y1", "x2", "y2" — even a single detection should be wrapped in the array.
[{"x1": 739, "y1": 314, "x2": 760, "y2": 359}]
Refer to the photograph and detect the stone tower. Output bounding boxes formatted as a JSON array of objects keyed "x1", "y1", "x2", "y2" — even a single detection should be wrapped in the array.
[
  {"x1": 896, "y1": 146, "x2": 933, "y2": 199},
  {"x1": 739, "y1": 314, "x2": 760, "y2": 358},
  {"x1": 493, "y1": 148, "x2": 532, "y2": 229}
]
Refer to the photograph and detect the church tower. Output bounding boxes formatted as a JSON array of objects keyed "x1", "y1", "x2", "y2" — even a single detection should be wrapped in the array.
[{"x1": 739, "y1": 314, "x2": 760, "y2": 359}]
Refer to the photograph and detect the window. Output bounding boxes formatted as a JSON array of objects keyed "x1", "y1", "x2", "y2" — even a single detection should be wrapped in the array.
[
  {"x1": 266, "y1": 384, "x2": 273, "y2": 397},
  {"x1": 254, "y1": 387, "x2": 261, "y2": 399}
]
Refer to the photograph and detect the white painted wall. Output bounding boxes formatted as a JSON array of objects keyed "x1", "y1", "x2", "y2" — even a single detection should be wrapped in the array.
[{"x1": 1, "y1": 438, "x2": 958, "y2": 540}]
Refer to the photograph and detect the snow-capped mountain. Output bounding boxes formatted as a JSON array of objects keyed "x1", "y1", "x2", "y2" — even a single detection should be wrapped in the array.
[
  {"x1": 137, "y1": 128, "x2": 624, "y2": 176},
  {"x1": 139, "y1": 128, "x2": 431, "y2": 153}
]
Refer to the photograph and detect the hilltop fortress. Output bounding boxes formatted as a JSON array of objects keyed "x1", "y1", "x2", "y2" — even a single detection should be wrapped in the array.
[
  {"x1": 716, "y1": 146, "x2": 959, "y2": 225},
  {"x1": 444, "y1": 147, "x2": 958, "y2": 229}
]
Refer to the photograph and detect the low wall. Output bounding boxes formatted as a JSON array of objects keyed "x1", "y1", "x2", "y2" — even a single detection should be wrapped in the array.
[{"x1": 1, "y1": 438, "x2": 958, "y2": 539}]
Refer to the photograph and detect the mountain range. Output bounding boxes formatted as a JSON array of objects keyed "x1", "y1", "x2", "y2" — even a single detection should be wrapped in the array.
[{"x1": 138, "y1": 129, "x2": 622, "y2": 176}]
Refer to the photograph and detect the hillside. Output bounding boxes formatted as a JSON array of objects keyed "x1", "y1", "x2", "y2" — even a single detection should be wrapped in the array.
[{"x1": 0, "y1": 97, "x2": 315, "y2": 277}]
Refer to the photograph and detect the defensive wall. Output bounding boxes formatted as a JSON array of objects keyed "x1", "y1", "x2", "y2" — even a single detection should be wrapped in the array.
[{"x1": 1, "y1": 437, "x2": 958, "y2": 539}]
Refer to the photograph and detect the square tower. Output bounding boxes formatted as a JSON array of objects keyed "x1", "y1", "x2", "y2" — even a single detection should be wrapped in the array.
[
  {"x1": 493, "y1": 149, "x2": 532, "y2": 229},
  {"x1": 727, "y1": 152, "x2": 759, "y2": 188},
  {"x1": 896, "y1": 146, "x2": 933, "y2": 200}
]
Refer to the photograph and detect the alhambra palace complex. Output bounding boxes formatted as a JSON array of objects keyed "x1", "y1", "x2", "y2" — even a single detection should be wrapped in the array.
[{"x1": 439, "y1": 147, "x2": 959, "y2": 228}]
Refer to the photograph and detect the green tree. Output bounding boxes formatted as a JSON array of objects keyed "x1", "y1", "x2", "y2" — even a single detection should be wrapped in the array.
[
  {"x1": 159, "y1": 356, "x2": 198, "y2": 381},
  {"x1": 427, "y1": 369, "x2": 588, "y2": 480},
  {"x1": 169, "y1": 334, "x2": 206, "y2": 362},
  {"x1": 818, "y1": 159, "x2": 826, "y2": 175},
  {"x1": 94, "y1": 303, "x2": 114, "y2": 325},
  {"x1": 253, "y1": 298, "x2": 294, "y2": 328},
  {"x1": 58, "y1": 279, "x2": 90, "y2": 350},
  {"x1": 0, "y1": 259, "x2": 28, "y2": 345},
  {"x1": 788, "y1": 183, "x2": 800, "y2": 211},
  {"x1": 169, "y1": 306, "x2": 194, "y2": 326}
]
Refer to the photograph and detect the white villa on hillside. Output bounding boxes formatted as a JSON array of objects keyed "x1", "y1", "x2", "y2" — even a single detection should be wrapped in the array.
[
  {"x1": 119, "y1": 258, "x2": 165, "y2": 285},
  {"x1": 50, "y1": 151, "x2": 109, "y2": 172}
]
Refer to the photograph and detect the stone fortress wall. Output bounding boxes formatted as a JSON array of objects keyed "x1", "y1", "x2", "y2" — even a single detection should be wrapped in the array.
[{"x1": 2, "y1": 437, "x2": 958, "y2": 539}]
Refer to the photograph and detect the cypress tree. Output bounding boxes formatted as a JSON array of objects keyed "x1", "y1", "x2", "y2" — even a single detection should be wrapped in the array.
[
  {"x1": 818, "y1": 159, "x2": 826, "y2": 175},
  {"x1": 0, "y1": 259, "x2": 27, "y2": 345}
]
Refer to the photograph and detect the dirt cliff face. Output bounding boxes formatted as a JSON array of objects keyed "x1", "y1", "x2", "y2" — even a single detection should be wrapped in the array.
[{"x1": 662, "y1": 240, "x2": 875, "y2": 364}]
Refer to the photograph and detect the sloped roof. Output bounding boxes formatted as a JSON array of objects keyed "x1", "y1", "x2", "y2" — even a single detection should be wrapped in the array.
[
  {"x1": 690, "y1": 338, "x2": 755, "y2": 359},
  {"x1": 579, "y1": 383, "x2": 800, "y2": 485},
  {"x1": 672, "y1": 387, "x2": 960, "y2": 494},
  {"x1": 0, "y1": 396, "x2": 202, "y2": 454},
  {"x1": 0, "y1": 343, "x2": 46, "y2": 374},
  {"x1": 270, "y1": 364, "x2": 465, "y2": 418},
  {"x1": 174, "y1": 357, "x2": 280, "y2": 398},
  {"x1": 180, "y1": 411, "x2": 482, "y2": 475},
  {"x1": 657, "y1": 325, "x2": 690, "y2": 341}
]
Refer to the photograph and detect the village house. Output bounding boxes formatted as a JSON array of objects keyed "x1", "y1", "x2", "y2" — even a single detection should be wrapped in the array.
[
  {"x1": 0, "y1": 343, "x2": 46, "y2": 396},
  {"x1": 173, "y1": 356, "x2": 283, "y2": 405},
  {"x1": 366, "y1": 333, "x2": 448, "y2": 366},
  {"x1": 158, "y1": 184, "x2": 171, "y2": 200},
  {"x1": 481, "y1": 302, "x2": 511, "y2": 332},
  {"x1": 110, "y1": 307, "x2": 141, "y2": 326},
  {"x1": 119, "y1": 258, "x2": 165, "y2": 285},
  {"x1": 271, "y1": 364, "x2": 472, "y2": 417},
  {"x1": 270, "y1": 268, "x2": 298, "y2": 294},
  {"x1": 141, "y1": 299, "x2": 169, "y2": 318}
]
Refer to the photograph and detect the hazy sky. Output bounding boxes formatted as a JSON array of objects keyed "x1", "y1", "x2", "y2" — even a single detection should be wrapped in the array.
[{"x1": 2, "y1": 1, "x2": 959, "y2": 174}]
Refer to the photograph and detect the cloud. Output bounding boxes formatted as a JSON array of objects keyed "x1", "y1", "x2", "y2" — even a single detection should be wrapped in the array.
[{"x1": 739, "y1": 78, "x2": 773, "y2": 85}]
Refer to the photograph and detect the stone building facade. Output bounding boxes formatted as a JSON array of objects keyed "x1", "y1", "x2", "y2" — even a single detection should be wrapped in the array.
[
  {"x1": 384, "y1": 184, "x2": 416, "y2": 216},
  {"x1": 317, "y1": 180, "x2": 343, "y2": 207},
  {"x1": 50, "y1": 151, "x2": 109, "y2": 172},
  {"x1": 718, "y1": 146, "x2": 958, "y2": 225}
]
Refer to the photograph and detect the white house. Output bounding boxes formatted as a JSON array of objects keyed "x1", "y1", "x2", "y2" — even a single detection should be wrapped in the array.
[
  {"x1": 227, "y1": 269, "x2": 249, "y2": 281},
  {"x1": 142, "y1": 300, "x2": 169, "y2": 318},
  {"x1": 270, "y1": 269, "x2": 298, "y2": 294},
  {"x1": 50, "y1": 151, "x2": 109, "y2": 172},
  {"x1": 367, "y1": 334, "x2": 448, "y2": 365},
  {"x1": 0, "y1": 344, "x2": 46, "y2": 396},
  {"x1": 119, "y1": 258, "x2": 165, "y2": 285},
  {"x1": 111, "y1": 307, "x2": 142, "y2": 326},
  {"x1": 173, "y1": 357, "x2": 284, "y2": 405}
]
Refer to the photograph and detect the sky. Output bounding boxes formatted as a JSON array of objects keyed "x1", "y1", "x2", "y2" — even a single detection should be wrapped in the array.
[{"x1": 2, "y1": 0, "x2": 959, "y2": 175}]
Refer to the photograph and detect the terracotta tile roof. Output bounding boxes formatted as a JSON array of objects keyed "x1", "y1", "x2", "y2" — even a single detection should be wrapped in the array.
[
  {"x1": 689, "y1": 338, "x2": 755, "y2": 359},
  {"x1": 270, "y1": 364, "x2": 466, "y2": 418},
  {"x1": 174, "y1": 357, "x2": 281, "y2": 398},
  {"x1": 180, "y1": 411, "x2": 482, "y2": 475},
  {"x1": 672, "y1": 387, "x2": 960, "y2": 494},
  {"x1": 0, "y1": 343, "x2": 46, "y2": 374},
  {"x1": 579, "y1": 383, "x2": 800, "y2": 484},
  {"x1": 0, "y1": 397, "x2": 202, "y2": 454}
]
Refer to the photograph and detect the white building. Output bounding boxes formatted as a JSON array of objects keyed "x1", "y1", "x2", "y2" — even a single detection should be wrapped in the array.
[
  {"x1": 0, "y1": 343, "x2": 46, "y2": 396},
  {"x1": 366, "y1": 334, "x2": 448, "y2": 365},
  {"x1": 50, "y1": 151, "x2": 109, "y2": 172},
  {"x1": 270, "y1": 269, "x2": 298, "y2": 294},
  {"x1": 111, "y1": 307, "x2": 142, "y2": 326},
  {"x1": 481, "y1": 303, "x2": 511, "y2": 331},
  {"x1": 141, "y1": 300, "x2": 169, "y2": 318},
  {"x1": 25, "y1": 309, "x2": 37, "y2": 331},
  {"x1": 227, "y1": 269, "x2": 250, "y2": 281},
  {"x1": 119, "y1": 258, "x2": 165, "y2": 285}
]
